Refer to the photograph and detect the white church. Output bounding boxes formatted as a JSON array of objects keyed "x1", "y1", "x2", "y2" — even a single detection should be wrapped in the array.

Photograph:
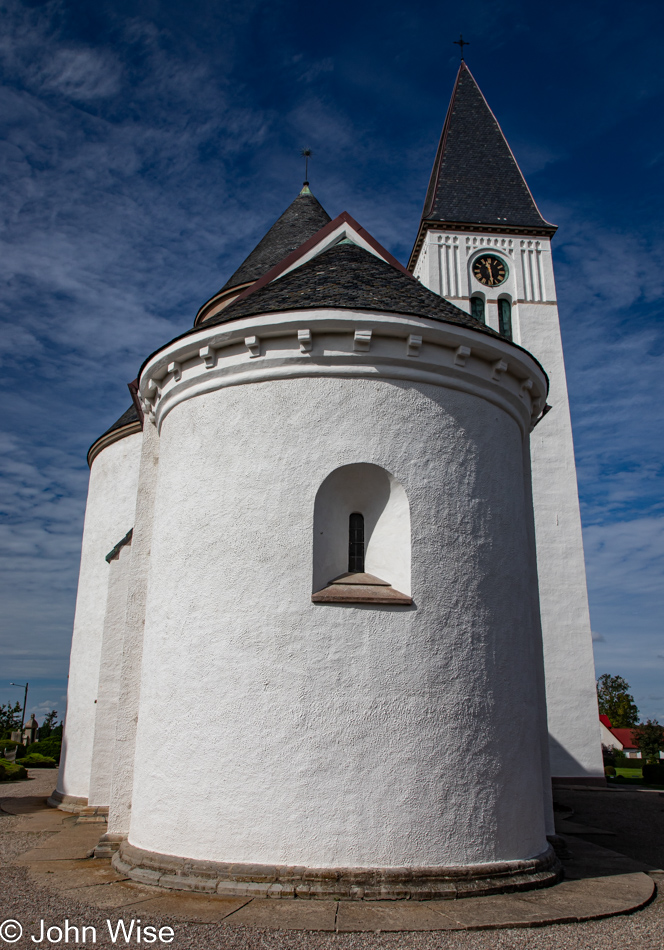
[{"x1": 51, "y1": 63, "x2": 604, "y2": 899}]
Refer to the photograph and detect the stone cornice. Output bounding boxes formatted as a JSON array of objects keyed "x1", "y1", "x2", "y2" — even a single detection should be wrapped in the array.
[{"x1": 138, "y1": 310, "x2": 548, "y2": 438}]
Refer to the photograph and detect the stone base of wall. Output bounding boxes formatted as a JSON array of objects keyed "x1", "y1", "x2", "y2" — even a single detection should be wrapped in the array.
[
  {"x1": 46, "y1": 789, "x2": 89, "y2": 813},
  {"x1": 75, "y1": 805, "x2": 109, "y2": 825},
  {"x1": 113, "y1": 841, "x2": 561, "y2": 901},
  {"x1": 95, "y1": 833, "x2": 125, "y2": 858},
  {"x1": 552, "y1": 777, "x2": 607, "y2": 788}
]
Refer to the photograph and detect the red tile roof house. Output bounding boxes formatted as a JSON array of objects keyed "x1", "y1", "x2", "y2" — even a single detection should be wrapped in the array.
[{"x1": 599, "y1": 715, "x2": 664, "y2": 759}]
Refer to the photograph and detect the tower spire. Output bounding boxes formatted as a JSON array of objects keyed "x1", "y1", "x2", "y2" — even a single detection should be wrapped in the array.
[{"x1": 409, "y1": 62, "x2": 555, "y2": 270}]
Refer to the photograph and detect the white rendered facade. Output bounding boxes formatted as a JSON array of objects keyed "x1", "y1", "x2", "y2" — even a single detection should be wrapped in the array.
[
  {"x1": 102, "y1": 303, "x2": 556, "y2": 890},
  {"x1": 414, "y1": 230, "x2": 603, "y2": 780},
  {"x1": 55, "y1": 433, "x2": 142, "y2": 805},
  {"x1": 51, "y1": 177, "x2": 589, "y2": 894}
]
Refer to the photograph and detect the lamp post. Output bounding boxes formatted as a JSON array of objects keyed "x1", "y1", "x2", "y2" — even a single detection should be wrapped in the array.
[{"x1": 9, "y1": 683, "x2": 28, "y2": 731}]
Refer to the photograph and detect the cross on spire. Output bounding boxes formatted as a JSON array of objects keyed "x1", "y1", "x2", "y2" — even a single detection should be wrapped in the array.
[
  {"x1": 301, "y1": 148, "x2": 312, "y2": 185},
  {"x1": 453, "y1": 34, "x2": 469, "y2": 60}
]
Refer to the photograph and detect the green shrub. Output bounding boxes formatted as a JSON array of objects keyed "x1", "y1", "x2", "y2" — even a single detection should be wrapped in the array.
[
  {"x1": 0, "y1": 760, "x2": 28, "y2": 781},
  {"x1": 26, "y1": 738, "x2": 61, "y2": 763},
  {"x1": 604, "y1": 765, "x2": 616, "y2": 777},
  {"x1": 16, "y1": 753, "x2": 57, "y2": 768},
  {"x1": 642, "y1": 763, "x2": 664, "y2": 784}
]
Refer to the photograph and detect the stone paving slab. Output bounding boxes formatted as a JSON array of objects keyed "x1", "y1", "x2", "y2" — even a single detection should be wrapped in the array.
[
  {"x1": 26, "y1": 858, "x2": 129, "y2": 890},
  {"x1": 11, "y1": 802, "x2": 657, "y2": 933},
  {"x1": 131, "y1": 894, "x2": 253, "y2": 923},
  {"x1": 226, "y1": 898, "x2": 338, "y2": 931},
  {"x1": 13, "y1": 824, "x2": 100, "y2": 864},
  {"x1": 436, "y1": 896, "x2": 564, "y2": 930},
  {"x1": 57, "y1": 881, "x2": 167, "y2": 910},
  {"x1": 1, "y1": 795, "x2": 71, "y2": 832},
  {"x1": 336, "y1": 900, "x2": 459, "y2": 932}
]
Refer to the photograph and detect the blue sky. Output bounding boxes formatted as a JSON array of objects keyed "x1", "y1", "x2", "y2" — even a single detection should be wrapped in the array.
[{"x1": 0, "y1": 0, "x2": 662, "y2": 726}]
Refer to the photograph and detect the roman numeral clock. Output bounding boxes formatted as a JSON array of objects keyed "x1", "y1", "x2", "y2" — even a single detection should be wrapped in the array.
[{"x1": 472, "y1": 254, "x2": 507, "y2": 287}]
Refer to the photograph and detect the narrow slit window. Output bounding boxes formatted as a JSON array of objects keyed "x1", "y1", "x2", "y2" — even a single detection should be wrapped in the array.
[
  {"x1": 348, "y1": 513, "x2": 365, "y2": 573},
  {"x1": 498, "y1": 299, "x2": 512, "y2": 341},
  {"x1": 471, "y1": 296, "x2": 485, "y2": 324}
]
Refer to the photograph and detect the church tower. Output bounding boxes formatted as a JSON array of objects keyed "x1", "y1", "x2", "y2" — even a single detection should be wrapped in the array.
[{"x1": 410, "y1": 62, "x2": 603, "y2": 783}]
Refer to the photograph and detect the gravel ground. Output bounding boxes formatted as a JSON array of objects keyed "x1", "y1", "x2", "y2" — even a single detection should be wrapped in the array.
[{"x1": 0, "y1": 773, "x2": 662, "y2": 950}]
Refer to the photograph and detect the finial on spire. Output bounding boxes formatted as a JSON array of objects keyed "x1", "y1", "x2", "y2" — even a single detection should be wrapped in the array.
[
  {"x1": 301, "y1": 148, "x2": 312, "y2": 186},
  {"x1": 453, "y1": 34, "x2": 469, "y2": 60}
]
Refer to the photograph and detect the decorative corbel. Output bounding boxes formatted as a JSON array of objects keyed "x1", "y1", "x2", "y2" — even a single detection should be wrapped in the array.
[
  {"x1": 298, "y1": 329, "x2": 312, "y2": 353},
  {"x1": 354, "y1": 329, "x2": 372, "y2": 352},
  {"x1": 245, "y1": 336, "x2": 261, "y2": 358},
  {"x1": 199, "y1": 346, "x2": 216, "y2": 368},
  {"x1": 491, "y1": 359, "x2": 508, "y2": 381},
  {"x1": 406, "y1": 334, "x2": 422, "y2": 357},
  {"x1": 454, "y1": 345, "x2": 471, "y2": 367}
]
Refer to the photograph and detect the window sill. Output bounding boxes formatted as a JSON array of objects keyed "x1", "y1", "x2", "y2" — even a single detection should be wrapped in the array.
[{"x1": 312, "y1": 572, "x2": 412, "y2": 605}]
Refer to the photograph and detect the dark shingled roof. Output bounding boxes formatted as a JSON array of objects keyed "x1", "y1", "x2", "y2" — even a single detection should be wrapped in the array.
[
  {"x1": 87, "y1": 404, "x2": 141, "y2": 467},
  {"x1": 421, "y1": 63, "x2": 553, "y2": 231},
  {"x1": 220, "y1": 187, "x2": 332, "y2": 292},
  {"x1": 101, "y1": 404, "x2": 140, "y2": 436},
  {"x1": 210, "y1": 240, "x2": 498, "y2": 336}
]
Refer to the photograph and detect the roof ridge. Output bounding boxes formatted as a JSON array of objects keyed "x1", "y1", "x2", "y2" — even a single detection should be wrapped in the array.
[{"x1": 221, "y1": 211, "x2": 412, "y2": 317}]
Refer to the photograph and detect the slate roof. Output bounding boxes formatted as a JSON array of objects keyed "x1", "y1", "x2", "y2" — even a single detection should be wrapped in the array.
[
  {"x1": 420, "y1": 63, "x2": 553, "y2": 231},
  {"x1": 210, "y1": 240, "x2": 498, "y2": 336},
  {"x1": 87, "y1": 404, "x2": 141, "y2": 465},
  {"x1": 101, "y1": 404, "x2": 140, "y2": 436},
  {"x1": 219, "y1": 187, "x2": 332, "y2": 292}
]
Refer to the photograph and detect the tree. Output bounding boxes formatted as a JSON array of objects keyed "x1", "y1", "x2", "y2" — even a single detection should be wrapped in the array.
[
  {"x1": 633, "y1": 719, "x2": 664, "y2": 764},
  {"x1": 0, "y1": 702, "x2": 22, "y2": 738},
  {"x1": 38, "y1": 710, "x2": 58, "y2": 740},
  {"x1": 596, "y1": 674, "x2": 639, "y2": 727}
]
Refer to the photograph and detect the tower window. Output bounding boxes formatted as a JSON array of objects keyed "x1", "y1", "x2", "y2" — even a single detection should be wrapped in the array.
[
  {"x1": 348, "y1": 513, "x2": 365, "y2": 573},
  {"x1": 498, "y1": 299, "x2": 512, "y2": 341},
  {"x1": 471, "y1": 296, "x2": 485, "y2": 323}
]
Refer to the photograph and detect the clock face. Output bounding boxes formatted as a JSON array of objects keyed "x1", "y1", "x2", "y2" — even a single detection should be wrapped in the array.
[{"x1": 472, "y1": 255, "x2": 508, "y2": 287}]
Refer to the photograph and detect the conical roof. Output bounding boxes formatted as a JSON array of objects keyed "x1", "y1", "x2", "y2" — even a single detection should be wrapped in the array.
[
  {"x1": 101, "y1": 404, "x2": 140, "y2": 436},
  {"x1": 220, "y1": 186, "x2": 332, "y2": 292},
  {"x1": 419, "y1": 63, "x2": 554, "y2": 233},
  {"x1": 208, "y1": 240, "x2": 498, "y2": 337}
]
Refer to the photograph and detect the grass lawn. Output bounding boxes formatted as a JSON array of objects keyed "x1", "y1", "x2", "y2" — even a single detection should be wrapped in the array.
[{"x1": 606, "y1": 767, "x2": 664, "y2": 790}]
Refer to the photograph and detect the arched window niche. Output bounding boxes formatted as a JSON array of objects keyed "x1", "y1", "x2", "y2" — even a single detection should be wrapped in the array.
[{"x1": 312, "y1": 463, "x2": 412, "y2": 606}]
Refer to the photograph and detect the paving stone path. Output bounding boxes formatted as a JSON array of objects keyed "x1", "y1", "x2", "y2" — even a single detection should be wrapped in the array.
[{"x1": 1, "y1": 771, "x2": 663, "y2": 948}]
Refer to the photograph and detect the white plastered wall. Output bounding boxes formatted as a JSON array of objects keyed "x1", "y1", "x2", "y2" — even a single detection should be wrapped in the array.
[
  {"x1": 106, "y1": 422, "x2": 160, "y2": 836},
  {"x1": 88, "y1": 540, "x2": 132, "y2": 807},
  {"x1": 415, "y1": 229, "x2": 603, "y2": 780},
  {"x1": 57, "y1": 432, "x2": 142, "y2": 801},
  {"x1": 127, "y1": 372, "x2": 550, "y2": 869}
]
